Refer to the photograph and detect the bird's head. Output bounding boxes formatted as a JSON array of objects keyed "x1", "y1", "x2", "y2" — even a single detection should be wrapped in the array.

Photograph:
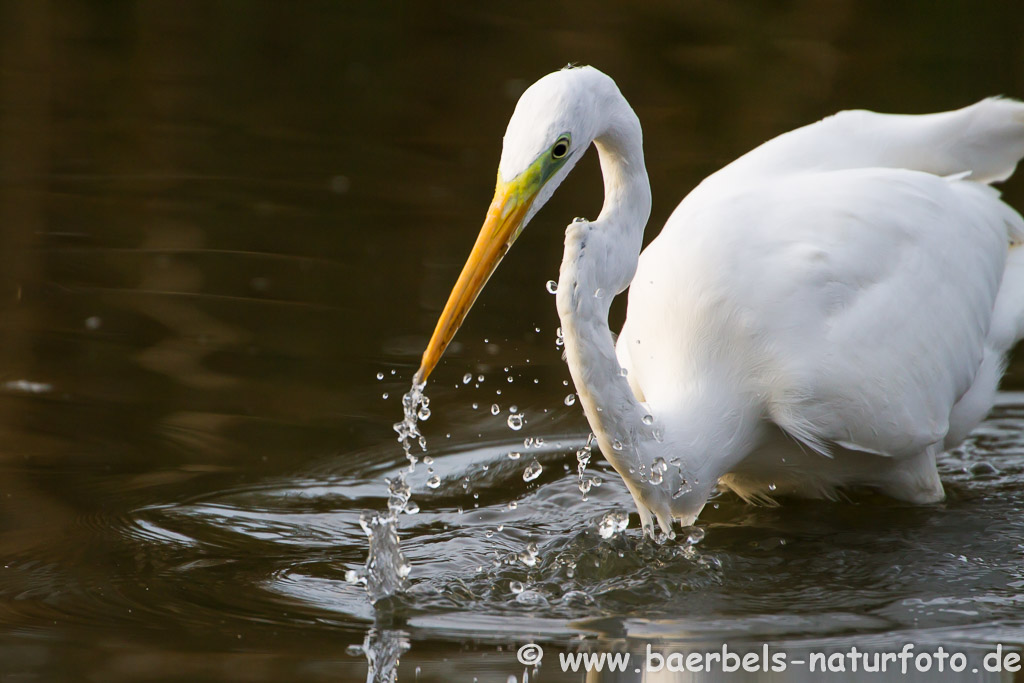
[{"x1": 415, "y1": 66, "x2": 622, "y2": 384}]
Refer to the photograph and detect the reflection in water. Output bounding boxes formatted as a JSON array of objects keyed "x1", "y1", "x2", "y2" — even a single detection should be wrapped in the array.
[{"x1": 361, "y1": 626, "x2": 409, "y2": 683}]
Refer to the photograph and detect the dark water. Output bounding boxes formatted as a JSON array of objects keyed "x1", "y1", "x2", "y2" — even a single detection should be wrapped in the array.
[{"x1": 2, "y1": 2, "x2": 1024, "y2": 681}]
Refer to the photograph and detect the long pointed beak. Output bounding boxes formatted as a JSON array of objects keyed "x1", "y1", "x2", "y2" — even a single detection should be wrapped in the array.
[{"x1": 415, "y1": 174, "x2": 539, "y2": 384}]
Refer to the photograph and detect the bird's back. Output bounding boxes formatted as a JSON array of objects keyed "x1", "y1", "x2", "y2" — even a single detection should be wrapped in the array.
[{"x1": 618, "y1": 98, "x2": 1024, "y2": 494}]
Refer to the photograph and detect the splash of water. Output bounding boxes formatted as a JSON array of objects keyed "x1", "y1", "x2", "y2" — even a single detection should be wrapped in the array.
[
  {"x1": 575, "y1": 433, "x2": 595, "y2": 499},
  {"x1": 349, "y1": 381, "x2": 428, "y2": 603}
]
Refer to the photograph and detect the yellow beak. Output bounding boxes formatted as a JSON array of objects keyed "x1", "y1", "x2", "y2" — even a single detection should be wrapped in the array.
[{"x1": 415, "y1": 174, "x2": 539, "y2": 384}]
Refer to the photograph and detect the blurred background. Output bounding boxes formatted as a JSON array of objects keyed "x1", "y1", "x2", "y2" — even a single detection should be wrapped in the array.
[{"x1": 1, "y1": 1, "x2": 1024, "y2": 681}]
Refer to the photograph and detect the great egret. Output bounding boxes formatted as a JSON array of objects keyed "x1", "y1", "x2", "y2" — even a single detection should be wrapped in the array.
[{"x1": 414, "y1": 65, "x2": 1024, "y2": 537}]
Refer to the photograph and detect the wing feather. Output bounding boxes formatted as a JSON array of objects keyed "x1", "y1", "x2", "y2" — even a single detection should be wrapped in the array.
[{"x1": 627, "y1": 167, "x2": 1018, "y2": 460}]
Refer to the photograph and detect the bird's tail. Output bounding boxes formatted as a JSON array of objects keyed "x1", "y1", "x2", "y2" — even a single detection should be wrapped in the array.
[
  {"x1": 912, "y1": 97, "x2": 1024, "y2": 184},
  {"x1": 722, "y1": 97, "x2": 1024, "y2": 186},
  {"x1": 827, "y1": 97, "x2": 1024, "y2": 184}
]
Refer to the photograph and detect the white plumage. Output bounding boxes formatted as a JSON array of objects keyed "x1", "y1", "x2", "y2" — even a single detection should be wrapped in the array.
[{"x1": 416, "y1": 66, "x2": 1024, "y2": 537}]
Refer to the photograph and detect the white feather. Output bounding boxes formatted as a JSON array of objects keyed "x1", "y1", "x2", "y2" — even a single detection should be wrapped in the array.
[{"x1": 497, "y1": 67, "x2": 1024, "y2": 535}]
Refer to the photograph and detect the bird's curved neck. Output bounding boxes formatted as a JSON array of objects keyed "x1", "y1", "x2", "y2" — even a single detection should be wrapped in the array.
[
  {"x1": 591, "y1": 110, "x2": 652, "y2": 293},
  {"x1": 555, "y1": 104, "x2": 674, "y2": 529},
  {"x1": 557, "y1": 100, "x2": 650, "y2": 396}
]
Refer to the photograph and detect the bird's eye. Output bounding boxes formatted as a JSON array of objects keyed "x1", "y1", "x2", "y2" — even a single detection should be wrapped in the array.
[{"x1": 552, "y1": 138, "x2": 570, "y2": 159}]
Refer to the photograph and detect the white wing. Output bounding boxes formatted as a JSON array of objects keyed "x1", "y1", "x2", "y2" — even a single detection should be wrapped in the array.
[
  {"x1": 620, "y1": 99, "x2": 1024, "y2": 462},
  {"x1": 702, "y1": 97, "x2": 1024, "y2": 186}
]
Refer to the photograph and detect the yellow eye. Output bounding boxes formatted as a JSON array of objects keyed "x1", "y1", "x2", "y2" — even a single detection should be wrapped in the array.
[{"x1": 552, "y1": 137, "x2": 570, "y2": 159}]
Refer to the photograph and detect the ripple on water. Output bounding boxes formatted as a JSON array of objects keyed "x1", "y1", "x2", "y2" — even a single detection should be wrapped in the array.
[{"x1": 113, "y1": 400, "x2": 1024, "y2": 647}]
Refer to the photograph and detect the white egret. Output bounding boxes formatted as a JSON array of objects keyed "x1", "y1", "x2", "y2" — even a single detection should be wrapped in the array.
[{"x1": 414, "y1": 65, "x2": 1024, "y2": 537}]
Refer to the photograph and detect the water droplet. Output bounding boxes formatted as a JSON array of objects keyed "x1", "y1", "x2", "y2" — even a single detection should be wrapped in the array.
[
  {"x1": 561, "y1": 590, "x2": 591, "y2": 605},
  {"x1": 969, "y1": 461, "x2": 999, "y2": 477},
  {"x1": 649, "y1": 457, "x2": 667, "y2": 485},
  {"x1": 768, "y1": 483, "x2": 777, "y2": 491},
  {"x1": 598, "y1": 511, "x2": 629, "y2": 539},
  {"x1": 507, "y1": 412, "x2": 524, "y2": 430},
  {"x1": 471, "y1": 402, "x2": 479, "y2": 410},
  {"x1": 672, "y1": 478, "x2": 692, "y2": 499},
  {"x1": 417, "y1": 405, "x2": 431, "y2": 420},
  {"x1": 462, "y1": 373, "x2": 472, "y2": 384},
  {"x1": 612, "y1": 439, "x2": 623, "y2": 451},
  {"x1": 509, "y1": 580, "x2": 524, "y2": 594},
  {"x1": 489, "y1": 403, "x2": 501, "y2": 416},
  {"x1": 517, "y1": 542, "x2": 539, "y2": 567},
  {"x1": 376, "y1": 372, "x2": 384, "y2": 380},
  {"x1": 404, "y1": 501, "x2": 420, "y2": 514},
  {"x1": 426, "y1": 476, "x2": 441, "y2": 489},
  {"x1": 477, "y1": 374, "x2": 485, "y2": 382},
  {"x1": 516, "y1": 589, "x2": 548, "y2": 606},
  {"x1": 686, "y1": 527, "x2": 706, "y2": 545},
  {"x1": 506, "y1": 376, "x2": 513, "y2": 383},
  {"x1": 386, "y1": 478, "x2": 412, "y2": 515},
  {"x1": 507, "y1": 451, "x2": 521, "y2": 460},
  {"x1": 382, "y1": 392, "x2": 389, "y2": 399},
  {"x1": 642, "y1": 414, "x2": 654, "y2": 425},
  {"x1": 508, "y1": 500, "x2": 518, "y2": 510},
  {"x1": 422, "y1": 455, "x2": 433, "y2": 465},
  {"x1": 564, "y1": 393, "x2": 576, "y2": 406},
  {"x1": 523, "y1": 458, "x2": 543, "y2": 482},
  {"x1": 545, "y1": 280, "x2": 558, "y2": 294},
  {"x1": 555, "y1": 326, "x2": 564, "y2": 348},
  {"x1": 594, "y1": 288, "x2": 604, "y2": 297}
]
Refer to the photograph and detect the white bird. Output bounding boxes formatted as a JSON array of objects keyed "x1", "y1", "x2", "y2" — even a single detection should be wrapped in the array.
[{"x1": 414, "y1": 65, "x2": 1024, "y2": 538}]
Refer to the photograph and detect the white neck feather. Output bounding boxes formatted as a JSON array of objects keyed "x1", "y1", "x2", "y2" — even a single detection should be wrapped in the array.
[{"x1": 554, "y1": 93, "x2": 696, "y2": 535}]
